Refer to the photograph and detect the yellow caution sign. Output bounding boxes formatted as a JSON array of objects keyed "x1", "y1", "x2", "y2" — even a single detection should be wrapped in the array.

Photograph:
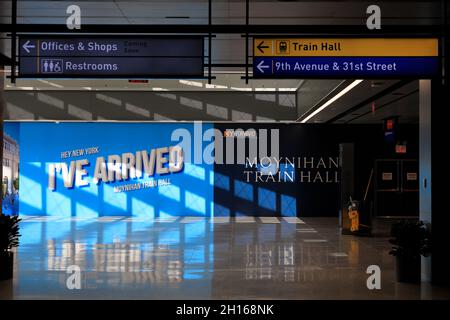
[
  {"x1": 254, "y1": 38, "x2": 439, "y2": 57},
  {"x1": 348, "y1": 207, "x2": 360, "y2": 232}
]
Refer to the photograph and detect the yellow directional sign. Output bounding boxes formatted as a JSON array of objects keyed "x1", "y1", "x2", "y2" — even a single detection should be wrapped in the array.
[{"x1": 254, "y1": 38, "x2": 439, "y2": 57}]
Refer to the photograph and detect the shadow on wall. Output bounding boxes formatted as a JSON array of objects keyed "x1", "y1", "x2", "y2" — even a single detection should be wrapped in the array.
[
  {"x1": 4, "y1": 91, "x2": 297, "y2": 121},
  {"x1": 19, "y1": 161, "x2": 213, "y2": 218},
  {"x1": 19, "y1": 160, "x2": 297, "y2": 218}
]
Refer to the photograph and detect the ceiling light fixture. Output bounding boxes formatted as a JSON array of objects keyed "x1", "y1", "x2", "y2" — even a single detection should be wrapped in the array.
[{"x1": 300, "y1": 79, "x2": 364, "y2": 123}]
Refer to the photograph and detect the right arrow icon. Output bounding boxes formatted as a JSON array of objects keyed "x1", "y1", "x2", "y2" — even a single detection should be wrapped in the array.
[{"x1": 257, "y1": 60, "x2": 270, "y2": 73}]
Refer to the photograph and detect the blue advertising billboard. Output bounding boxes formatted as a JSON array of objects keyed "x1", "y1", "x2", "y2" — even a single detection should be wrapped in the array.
[{"x1": 16, "y1": 122, "x2": 214, "y2": 217}]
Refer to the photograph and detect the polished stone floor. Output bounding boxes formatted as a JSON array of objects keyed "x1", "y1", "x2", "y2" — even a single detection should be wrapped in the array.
[{"x1": 1, "y1": 216, "x2": 450, "y2": 300}]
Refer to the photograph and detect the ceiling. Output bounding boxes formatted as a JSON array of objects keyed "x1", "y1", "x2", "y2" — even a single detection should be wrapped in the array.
[
  {"x1": 340, "y1": 80, "x2": 419, "y2": 124},
  {"x1": 3, "y1": 74, "x2": 303, "y2": 91},
  {"x1": 0, "y1": 1, "x2": 426, "y2": 124},
  {"x1": 0, "y1": 1, "x2": 442, "y2": 68},
  {"x1": 297, "y1": 79, "x2": 419, "y2": 124},
  {"x1": 0, "y1": 1, "x2": 442, "y2": 26}
]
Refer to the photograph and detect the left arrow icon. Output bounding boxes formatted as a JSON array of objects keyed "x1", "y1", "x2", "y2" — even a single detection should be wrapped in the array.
[
  {"x1": 22, "y1": 40, "x2": 36, "y2": 54},
  {"x1": 257, "y1": 41, "x2": 269, "y2": 54},
  {"x1": 257, "y1": 60, "x2": 270, "y2": 73}
]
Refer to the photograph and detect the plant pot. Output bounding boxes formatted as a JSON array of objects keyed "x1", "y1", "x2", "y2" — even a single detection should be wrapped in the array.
[
  {"x1": 0, "y1": 251, "x2": 14, "y2": 281},
  {"x1": 396, "y1": 255, "x2": 420, "y2": 283}
]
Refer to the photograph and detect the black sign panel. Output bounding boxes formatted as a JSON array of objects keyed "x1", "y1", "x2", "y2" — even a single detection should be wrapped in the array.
[{"x1": 18, "y1": 36, "x2": 204, "y2": 78}]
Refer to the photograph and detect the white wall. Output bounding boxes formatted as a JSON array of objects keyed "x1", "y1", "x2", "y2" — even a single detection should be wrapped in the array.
[{"x1": 4, "y1": 90, "x2": 298, "y2": 121}]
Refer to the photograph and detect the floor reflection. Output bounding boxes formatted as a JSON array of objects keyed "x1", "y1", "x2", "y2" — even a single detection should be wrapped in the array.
[
  {"x1": 1, "y1": 217, "x2": 449, "y2": 299},
  {"x1": 245, "y1": 244, "x2": 295, "y2": 281},
  {"x1": 47, "y1": 240, "x2": 184, "y2": 283}
]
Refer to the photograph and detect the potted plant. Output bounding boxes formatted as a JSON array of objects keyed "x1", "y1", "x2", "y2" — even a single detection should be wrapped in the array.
[
  {"x1": 389, "y1": 220, "x2": 431, "y2": 283},
  {"x1": 0, "y1": 214, "x2": 21, "y2": 280}
]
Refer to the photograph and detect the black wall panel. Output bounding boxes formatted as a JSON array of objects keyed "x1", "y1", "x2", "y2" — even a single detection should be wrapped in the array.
[{"x1": 213, "y1": 123, "x2": 418, "y2": 217}]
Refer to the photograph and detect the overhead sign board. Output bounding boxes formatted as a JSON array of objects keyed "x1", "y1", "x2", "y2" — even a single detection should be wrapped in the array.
[
  {"x1": 253, "y1": 38, "x2": 439, "y2": 78},
  {"x1": 254, "y1": 38, "x2": 438, "y2": 57},
  {"x1": 19, "y1": 36, "x2": 204, "y2": 78}
]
